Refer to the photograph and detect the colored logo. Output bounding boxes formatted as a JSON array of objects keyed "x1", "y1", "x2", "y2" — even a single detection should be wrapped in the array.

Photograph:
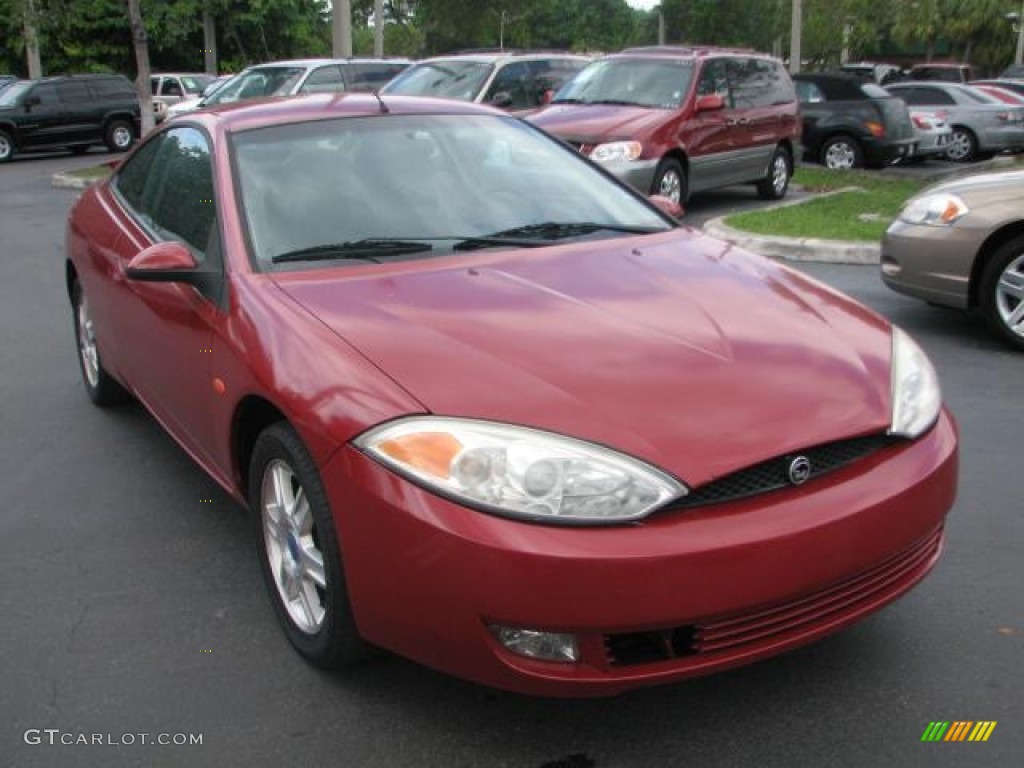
[{"x1": 921, "y1": 721, "x2": 997, "y2": 742}]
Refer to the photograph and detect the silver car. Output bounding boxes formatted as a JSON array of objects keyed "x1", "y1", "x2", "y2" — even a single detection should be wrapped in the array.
[
  {"x1": 908, "y1": 108, "x2": 952, "y2": 160},
  {"x1": 886, "y1": 82, "x2": 1024, "y2": 162},
  {"x1": 881, "y1": 168, "x2": 1024, "y2": 350}
]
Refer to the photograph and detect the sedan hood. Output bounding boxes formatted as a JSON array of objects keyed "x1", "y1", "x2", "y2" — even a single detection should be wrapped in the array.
[
  {"x1": 927, "y1": 168, "x2": 1024, "y2": 199},
  {"x1": 528, "y1": 103, "x2": 670, "y2": 144},
  {"x1": 273, "y1": 231, "x2": 893, "y2": 486}
]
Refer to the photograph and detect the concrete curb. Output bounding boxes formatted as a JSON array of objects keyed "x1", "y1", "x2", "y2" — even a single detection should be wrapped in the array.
[{"x1": 51, "y1": 172, "x2": 93, "y2": 191}]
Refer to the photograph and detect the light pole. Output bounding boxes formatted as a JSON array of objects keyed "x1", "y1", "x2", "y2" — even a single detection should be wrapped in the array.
[{"x1": 1016, "y1": 1, "x2": 1024, "y2": 66}]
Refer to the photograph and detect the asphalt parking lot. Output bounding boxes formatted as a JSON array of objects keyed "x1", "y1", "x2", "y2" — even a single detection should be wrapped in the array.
[{"x1": 1, "y1": 149, "x2": 1021, "y2": 768}]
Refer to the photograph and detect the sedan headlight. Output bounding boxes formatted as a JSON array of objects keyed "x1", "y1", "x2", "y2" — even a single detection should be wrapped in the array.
[
  {"x1": 589, "y1": 141, "x2": 643, "y2": 164},
  {"x1": 898, "y1": 193, "x2": 968, "y2": 226},
  {"x1": 354, "y1": 417, "x2": 685, "y2": 524},
  {"x1": 889, "y1": 328, "x2": 942, "y2": 438}
]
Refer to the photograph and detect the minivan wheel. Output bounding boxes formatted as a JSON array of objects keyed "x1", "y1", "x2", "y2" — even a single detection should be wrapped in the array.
[
  {"x1": 821, "y1": 135, "x2": 863, "y2": 169},
  {"x1": 250, "y1": 422, "x2": 370, "y2": 669},
  {"x1": 946, "y1": 127, "x2": 977, "y2": 163},
  {"x1": 980, "y1": 236, "x2": 1024, "y2": 351},
  {"x1": 0, "y1": 130, "x2": 14, "y2": 163},
  {"x1": 756, "y1": 147, "x2": 791, "y2": 200},
  {"x1": 651, "y1": 158, "x2": 687, "y2": 205},
  {"x1": 104, "y1": 120, "x2": 134, "y2": 153}
]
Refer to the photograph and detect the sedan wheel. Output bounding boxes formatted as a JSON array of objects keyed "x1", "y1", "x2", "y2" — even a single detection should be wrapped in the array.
[
  {"x1": 945, "y1": 128, "x2": 977, "y2": 163},
  {"x1": 71, "y1": 281, "x2": 129, "y2": 406},
  {"x1": 250, "y1": 422, "x2": 369, "y2": 667},
  {"x1": 981, "y1": 238, "x2": 1024, "y2": 350},
  {"x1": 821, "y1": 136, "x2": 863, "y2": 170}
]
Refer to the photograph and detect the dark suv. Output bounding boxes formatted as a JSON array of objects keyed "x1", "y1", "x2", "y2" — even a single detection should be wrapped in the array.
[
  {"x1": 794, "y1": 73, "x2": 915, "y2": 169},
  {"x1": 0, "y1": 74, "x2": 140, "y2": 163},
  {"x1": 527, "y1": 46, "x2": 800, "y2": 205}
]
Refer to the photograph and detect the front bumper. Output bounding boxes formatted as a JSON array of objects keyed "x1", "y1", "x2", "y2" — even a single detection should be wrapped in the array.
[
  {"x1": 324, "y1": 410, "x2": 957, "y2": 697},
  {"x1": 881, "y1": 220, "x2": 984, "y2": 308},
  {"x1": 593, "y1": 157, "x2": 659, "y2": 196}
]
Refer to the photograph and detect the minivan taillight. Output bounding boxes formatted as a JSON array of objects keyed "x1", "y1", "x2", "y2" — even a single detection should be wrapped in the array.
[{"x1": 866, "y1": 121, "x2": 886, "y2": 138}]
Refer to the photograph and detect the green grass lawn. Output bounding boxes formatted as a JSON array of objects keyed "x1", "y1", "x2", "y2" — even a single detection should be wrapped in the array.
[
  {"x1": 65, "y1": 164, "x2": 112, "y2": 182},
  {"x1": 725, "y1": 167, "x2": 928, "y2": 242}
]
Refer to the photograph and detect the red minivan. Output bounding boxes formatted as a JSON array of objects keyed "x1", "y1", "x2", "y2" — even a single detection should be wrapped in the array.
[{"x1": 527, "y1": 46, "x2": 801, "y2": 205}]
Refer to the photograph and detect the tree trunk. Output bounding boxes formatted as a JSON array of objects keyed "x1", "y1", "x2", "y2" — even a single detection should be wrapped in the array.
[
  {"x1": 374, "y1": 0, "x2": 384, "y2": 57},
  {"x1": 23, "y1": 0, "x2": 43, "y2": 78},
  {"x1": 333, "y1": 0, "x2": 353, "y2": 57},
  {"x1": 128, "y1": 0, "x2": 155, "y2": 136},
  {"x1": 203, "y1": 7, "x2": 218, "y2": 75}
]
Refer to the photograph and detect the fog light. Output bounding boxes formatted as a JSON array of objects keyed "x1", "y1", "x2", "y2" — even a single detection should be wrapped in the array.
[{"x1": 490, "y1": 625, "x2": 579, "y2": 663}]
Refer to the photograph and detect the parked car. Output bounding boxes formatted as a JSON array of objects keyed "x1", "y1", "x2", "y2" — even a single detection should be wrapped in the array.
[
  {"x1": 0, "y1": 75, "x2": 18, "y2": 92},
  {"x1": 167, "y1": 74, "x2": 235, "y2": 118},
  {"x1": 151, "y1": 72, "x2": 216, "y2": 109},
  {"x1": 0, "y1": 74, "x2": 139, "y2": 163},
  {"x1": 381, "y1": 52, "x2": 590, "y2": 111},
  {"x1": 885, "y1": 82, "x2": 1024, "y2": 161},
  {"x1": 793, "y1": 73, "x2": 916, "y2": 169},
  {"x1": 66, "y1": 92, "x2": 956, "y2": 696},
  {"x1": 168, "y1": 58, "x2": 410, "y2": 118},
  {"x1": 907, "y1": 109, "x2": 952, "y2": 161},
  {"x1": 971, "y1": 83, "x2": 1024, "y2": 105},
  {"x1": 999, "y1": 64, "x2": 1024, "y2": 79},
  {"x1": 527, "y1": 46, "x2": 800, "y2": 204},
  {"x1": 908, "y1": 63, "x2": 975, "y2": 83},
  {"x1": 882, "y1": 168, "x2": 1024, "y2": 350}
]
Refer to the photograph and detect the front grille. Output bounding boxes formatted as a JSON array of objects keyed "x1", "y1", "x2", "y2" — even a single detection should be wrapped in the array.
[
  {"x1": 674, "y1": 433, "x2": 898, "y2": 509},
  {"x1": 603, "y1": 528, "x2": 942, "y2": 667}
]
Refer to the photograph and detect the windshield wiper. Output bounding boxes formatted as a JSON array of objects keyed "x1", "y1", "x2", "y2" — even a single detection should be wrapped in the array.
[
  {"x1": 452, "y1": 222, "x2": 663, "y2": 252},
  {"x1": 585, "y1": 99, "x2": 648, "y2": 107},
  {"x1": 271, "y1": 239, "x2": 433, "y2": 264}
]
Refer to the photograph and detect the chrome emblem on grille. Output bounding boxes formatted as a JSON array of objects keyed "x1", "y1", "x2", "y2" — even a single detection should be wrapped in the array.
[{"x1": 787, "y1": 456, "x2": 812, "y2": 486}]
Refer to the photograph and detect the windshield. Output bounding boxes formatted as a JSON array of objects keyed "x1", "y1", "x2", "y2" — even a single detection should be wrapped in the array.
[
  {"x1": 204, "y1": 67, "x2": 304, "y2": 106},
  {"x1": 554, "y1": 58, "x2": 694, "y2": 109},
  {"x1": 382, "y1": 61, "x2": 494, "y2": 101},
  {"x1": 232, "y1": 114, "x2": 671, "y2": 270},
  {"x1": 0, "y1": 81, "x2": 32, "y2": 107},
  {"x1": 181, "y1": 75, "x2": 214, "y2": 94}
]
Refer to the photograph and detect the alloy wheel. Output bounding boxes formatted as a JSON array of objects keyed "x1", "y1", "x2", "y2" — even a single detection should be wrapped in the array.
[
  {"x1": 76, "y1": 294, "x2": 100, "y2": 388},
  {"x1": 994, "y1": 253, "x2": 1024, "y2": 341}
]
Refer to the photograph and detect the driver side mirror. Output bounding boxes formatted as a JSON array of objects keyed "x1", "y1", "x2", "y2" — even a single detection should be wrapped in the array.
[
  {"x1": 125, "y1": 241, "x2": 199, "y2": 283},
  {"x1": 695, "y1": 93, "x2": 725, "y2": 112}
]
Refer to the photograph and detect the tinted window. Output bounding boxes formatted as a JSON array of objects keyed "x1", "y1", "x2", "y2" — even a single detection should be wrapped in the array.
[
  {"x1": 150, "y1": 77, "x2": 161, "y2": 95},
  {"x1": 89, "y1": 77, "x2": 135, "y2": 99},
  {"x1": 482, "y1": 62, "x2": 533, "y2": 108},
  {"x1": 116, "y1": 128, "x2": 216, "y2": 259},
  {"x1": 728, "y1": 58, "x2": 790, "y2": 108},
  {"x1": 697, "y1": 59, "x2": 732, "y2": 106},
  {"x1": 56, "y1": 82, "x2": 90, "y2": 104},
  {"x1": 300, "y1": 65, "x2": 344, "y2": 93},
  {"x1": 909, "y1": 87, "x2": 955, "y2": 106},
  {"x1": 163, "y1": 79, "x2": 184, "y2": 97},
  {"x1": 29, "y1": 83, "x2": 60, "y2": 107},
  {"x1": 529, "y1": 59, "x2": 587, "y2": 101}
]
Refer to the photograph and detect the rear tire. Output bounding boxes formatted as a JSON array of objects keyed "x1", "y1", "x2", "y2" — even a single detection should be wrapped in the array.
[
  {"x1": 980, "y1": 236, "x2": 1024, "y2": 351},
  {"x1": 756, "y1": 146, "x2": 791, "y2": 200},
  {"x1": 821, "y1": 135, "x2": 863, "y2": 169},
  {"x1": 945, "y1": 127, "x2": 977, "y2": 163},
  {"x1": 0, "y1": 130, "x2": 14, "y2": 163},
  {"x1": 71, "y1": 281, "x2": 130, "y2": 406},
  {"x1": 651, "y1": 158, "x2": 687, "y2": 205},
  {"x1": 104, "y1": 120, "x2": 134, "y2": 153},
  {"x1": 250, "y1": 422, "x2": 370, "y2": 669}
]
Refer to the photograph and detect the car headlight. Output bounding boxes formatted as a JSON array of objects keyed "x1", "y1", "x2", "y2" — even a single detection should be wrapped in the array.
[
  {"x1": 889, "y1": 328, "x2": 942, "y2": 438},
  {"x1": 354, "y1": 417, "x2": 685, "y2": 524},
  {"x1": 898, "y1": 193, "x2": 968, "y2": 226},
  {"x1": 589, "y1": 141, "x2": 643, "y2": 164}
]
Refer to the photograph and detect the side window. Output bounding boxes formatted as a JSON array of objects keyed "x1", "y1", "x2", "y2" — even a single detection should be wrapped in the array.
[
  {"x1": 726, "y1": 58, "x2": 762, "y2": 109},
  {"x1": 696, "y1": 60, "x2": 732, "y2": 107},
  {"x1": 163, "y1": 79, "x2": 184, "y2": 97},
  {"x1": 482, "y1": 62, "x2": 533, "y2": 109},
  {"x1": 117, "y1": 128, "x2": 217, "y2": 261},
  {"x1": 768, "y1": 61, "x2": 796, "y2": 105},
  {"x1": 529, "y1": 59, "x2": 585, "y2": 105},
  {"x1": 342, "y1": 63, "x2": 407, "y2": 91},
  {"x1": 300, "y1": 65, "x2": 344, "y2": 94},
  {"x1": 89, "y1": 78, "x2": 136, "y2": 100},
  {"x1": 150, "y1": 77, "x2": 161, "y2": 95},
  {"x1": 795, "y1": 80, "x2": 825, "y2": 104},
  {"x1": 113, "y1": 134, "x2": 167, "y2": 213},
  {"x1": 29, "y1": 83, "x2": 60, "y2": 108},
  {"x1": 57, "y1": 82, "x2": 91, "y2": 105},
  {"x1": 916, "y1": 87, "x2": 955, "y2": 106}
]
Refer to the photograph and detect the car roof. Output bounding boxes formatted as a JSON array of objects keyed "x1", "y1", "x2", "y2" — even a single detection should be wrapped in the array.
[
  {"x1": 244, "y1": 58, "x2": 411, "y2": 70},
  {"x1": 615, "y1": 45, "x2": 762, "y2": 59},
  {"x1": 181, "y1": 92, "x2": 505, "y2": 134},
  {"x1": 152, "y1": 72, "x2": 214, "y2": 78},
  {"x1": 416, "y1": 52, "x2": 588, "y2": 64}
]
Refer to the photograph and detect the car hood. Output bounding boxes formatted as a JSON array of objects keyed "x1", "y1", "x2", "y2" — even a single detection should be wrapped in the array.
[
  {"x1": 528, "y1": 103, "x2": 670, "y2": 144},
  {"x1": 927, "y1": 168, "x2": 1024, "y2": 201},
  {"x1": 272, "y1": 231, "x2": 893, "y2": 486}
]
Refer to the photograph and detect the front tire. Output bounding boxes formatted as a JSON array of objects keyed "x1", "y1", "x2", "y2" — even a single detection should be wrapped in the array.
[
  {"x1": 104, "y1": 120, "x2": 134, "y2": 153},
  {"x1": 821, "y1": 135, "x2": 863, "y2": 169},
  {"x1": 756, "y1": 146, "x2": 791, "y2": 200},
  {"x1": 651, "y1": 158, "x2": 687, "y2": 205},
  {"x1": 71, "y1": 281, "x2": 129, "y2": 406},
  {"x1": 980, "y1": 237, "x2": 1024, "y2": 351},
  {"x1": 250, "y1": 422, "x2": 369, "y2": 668}
]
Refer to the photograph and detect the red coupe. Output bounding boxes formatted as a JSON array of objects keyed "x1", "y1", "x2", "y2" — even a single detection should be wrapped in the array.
[{"x1": 66, "y1": 93, "x2": 957, "y2": 697}]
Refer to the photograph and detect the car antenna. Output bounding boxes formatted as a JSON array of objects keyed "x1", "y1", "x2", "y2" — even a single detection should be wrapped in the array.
[{"x1": 372, "y1": 89, "x2": 390, "y2": 114}]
